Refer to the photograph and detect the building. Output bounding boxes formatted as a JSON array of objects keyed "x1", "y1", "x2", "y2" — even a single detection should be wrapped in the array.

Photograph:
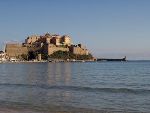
[
  {"x1": 25, "y1": 35, "x2": 40, "y2": 44},
  {"x1": 25, "y1": 34, "x2": 71, "y2": 46},
  {"x1": 61, "y1": 35, "x2": 71, "y2": 46},
  {"x1": 51, "y1": 37, "x2": 61, "y2": 46},
  {"x1": 0, "y1": 51, "x2": 6, "y2": 61},
  {"x1": 50, "y1": 34, "x2": 62, "y2": 46},
  {"x1": 47, "y1": 34, "x2": 71, "y2": 46},
  {"x1": 69, "y1": 44, "x2": 89, "y2": 55},
  {"x1": 45, "y1": 34, "x2": 52, "y2": 44}
]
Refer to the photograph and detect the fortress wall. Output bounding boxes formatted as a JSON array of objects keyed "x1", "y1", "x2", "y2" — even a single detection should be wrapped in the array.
[
  {"x1": 5, "y1": 44, "x2": 28, "y2": 58},
  {"x1": 70, "y1": 46, "x2": 89, "y2": 55},
  {"x1": 47, "y1": 46, "x2": 69, "y2": 55}
]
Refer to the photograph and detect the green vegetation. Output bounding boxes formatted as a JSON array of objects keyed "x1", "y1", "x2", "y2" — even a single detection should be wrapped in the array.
[
  {"x1": 48, "y1": 50, "x2": 93, "y2": 60},
  {"x1": 20, "y1": 54, "x2": 28, "y2": 60},
  {"x1": 19, "y1": 50, "x2": 93, "y2": 61},
  {"x1": 41, "y1": 53, "x2": 48, "y2": 60},
  {"x1": 28, "y1": 51, "x2": 36, "y2": 60},
  {"x1": 20, "y1": 51, "x2": 37, "y2": 60},
  {"x1": 21, "y1": 52, "x2": 48, "y2": 60}
]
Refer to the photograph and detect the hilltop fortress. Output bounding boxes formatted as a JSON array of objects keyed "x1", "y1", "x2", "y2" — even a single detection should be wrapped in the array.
[{"x1": 5, "y1": 33, "x2": 91, "y2": 60}]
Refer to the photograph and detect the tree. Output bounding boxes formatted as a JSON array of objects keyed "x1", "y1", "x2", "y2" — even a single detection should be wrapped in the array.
[
  {"x1": 28, "y1": 51, "x2": 36, "y2": 60},
  {"x1": 21, "y1": 54, "x2": 28, "y2": 60}
]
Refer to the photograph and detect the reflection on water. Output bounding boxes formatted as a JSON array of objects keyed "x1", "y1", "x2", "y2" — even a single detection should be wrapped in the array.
[
  {"x1": 19, "y1": 63, "x2": 72, "y2": 86},
  {"x1": 14, "y1": 63, "x2": 73, "y2": 107},
  {"x1": 47, "y1": 63, "x2": 71, "y2": 85}
]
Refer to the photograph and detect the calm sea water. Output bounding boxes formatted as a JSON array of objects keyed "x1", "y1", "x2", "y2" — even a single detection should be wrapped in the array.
[{"x1": 0, "y1": 61, "x2": 150, "y2": 113}]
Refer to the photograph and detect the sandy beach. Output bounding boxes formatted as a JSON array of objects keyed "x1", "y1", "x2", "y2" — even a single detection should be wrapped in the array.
[
  {"x1": 0, "y1": 108, "x2": 41, "y2": 113},
  {"x1": 0, "y1": 106, "x2": 104, "y2": 113}
]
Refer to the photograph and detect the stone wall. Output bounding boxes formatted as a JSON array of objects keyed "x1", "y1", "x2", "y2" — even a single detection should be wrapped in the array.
[
  {"x1": 48, "y1": 47, "x2": 69, "y2": 55},
  {"x1": 69, "y1": 46, "x2": 89, "y2": 55},
  {"x1": 43, "y1": 44, "x2": 69, "y2": 55},
  {"x1": 5, "y1": 44, "x2": 28, "y2": 58}
]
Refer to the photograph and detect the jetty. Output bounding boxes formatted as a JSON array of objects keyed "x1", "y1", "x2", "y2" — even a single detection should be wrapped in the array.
[{"x1": 97, "y1": 56, "x2": 126, "y2": 62}]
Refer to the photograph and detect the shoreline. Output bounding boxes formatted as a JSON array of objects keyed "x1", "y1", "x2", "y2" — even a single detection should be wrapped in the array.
[
  {"x1": 0, "y1": 60, "x2": 96, "y2": 63},
  {"x1": 0, "y1": 106, "x2": 104, "y2": 113}
]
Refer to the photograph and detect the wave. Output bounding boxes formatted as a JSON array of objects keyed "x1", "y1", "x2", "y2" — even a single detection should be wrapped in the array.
[{"x1": 0, "y1": 83, "x2": 150, "y2": 94}]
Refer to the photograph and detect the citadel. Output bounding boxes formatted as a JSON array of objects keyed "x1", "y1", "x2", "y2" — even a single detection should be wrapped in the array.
[{"x1": 2, "y1": 33, "x2": 91, "y2": 61}]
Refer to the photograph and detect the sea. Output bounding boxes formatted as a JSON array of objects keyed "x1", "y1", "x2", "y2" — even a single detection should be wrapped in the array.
[{"x1": 0, "y1": 61, "x2": 150, "y2": 113}]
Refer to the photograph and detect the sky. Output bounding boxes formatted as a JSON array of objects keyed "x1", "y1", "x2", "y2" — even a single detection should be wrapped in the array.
[{"x1": 0, "y1": 0, "x2": 150, "y2": 60}]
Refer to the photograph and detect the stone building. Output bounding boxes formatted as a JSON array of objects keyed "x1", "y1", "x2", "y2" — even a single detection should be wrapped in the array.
[
  {"x1": 61, "y1": 35, "x2": 71, "y2": 46},
  {"x1": 50, "y1": 34, "x2": 71, "y2": 46},
  {"x1": 69, "y1": 44, "x2": 89, "y2": 55},
  {"x1": 25, "y1": 35, "x2": 40, "y2": 44},
  {"x1": 50, "y1": 34, "x2": 67, "y2": 46},
  {"x1": 51, "y1": 37, "x2": 62, "y2": 46},
  {"x1": 24, "y1": 34, "x2": 71, "y2": 46},
  {"x1": 0, "y1": 51, "x2": 6, "y2": 61}
]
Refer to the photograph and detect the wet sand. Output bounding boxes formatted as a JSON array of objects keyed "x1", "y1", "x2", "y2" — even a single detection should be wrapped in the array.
[{"x1": 0, "y1": 106, "x2": 105, "y2": 113}]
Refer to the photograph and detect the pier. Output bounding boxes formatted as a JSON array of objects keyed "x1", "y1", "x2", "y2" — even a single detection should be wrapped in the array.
[{"x1": 97, "y1": 56, "x2": 126, "y2": 62}]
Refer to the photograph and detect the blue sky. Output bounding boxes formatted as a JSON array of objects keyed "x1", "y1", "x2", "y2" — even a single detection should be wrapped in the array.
[{"x1": 0, "y1": 0, "x2": 150, "y2": 59}]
